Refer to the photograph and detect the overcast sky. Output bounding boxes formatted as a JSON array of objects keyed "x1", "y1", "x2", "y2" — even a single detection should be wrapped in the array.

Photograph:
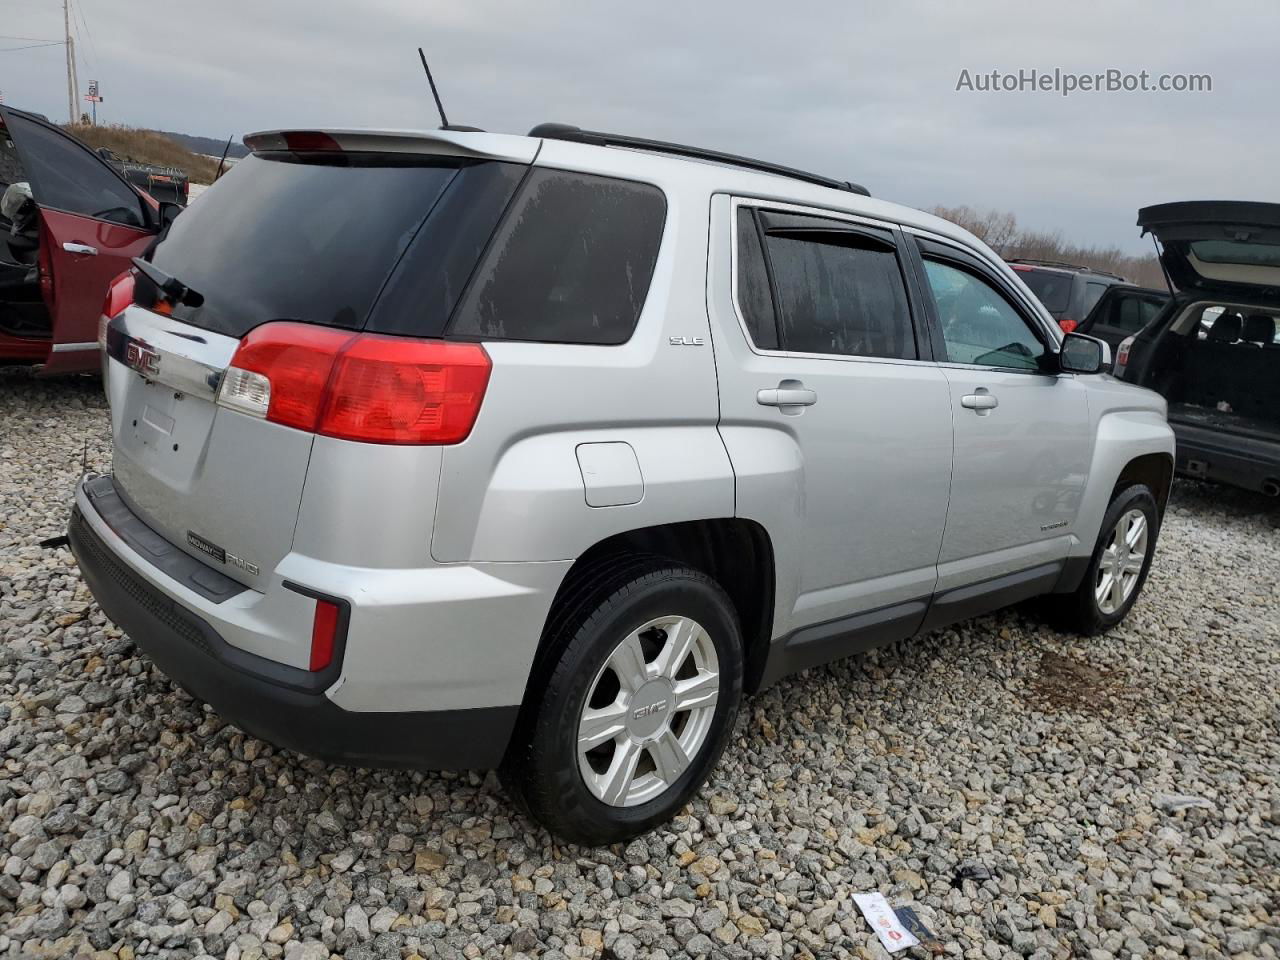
[{"x1": 3, "y1": 0, "x2": 1275, "y2": 253}]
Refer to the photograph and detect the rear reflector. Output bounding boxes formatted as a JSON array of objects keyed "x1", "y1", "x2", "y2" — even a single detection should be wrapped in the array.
[
  {"x1": 218, "y1": 322, "x2": 491, "y2": 445},
  {"x1": 1058, "y1": 318, "x2": 1078, "y2": 334},
  {"x1": 309, "y1": 599, "x2": 341, "y2": 672}
]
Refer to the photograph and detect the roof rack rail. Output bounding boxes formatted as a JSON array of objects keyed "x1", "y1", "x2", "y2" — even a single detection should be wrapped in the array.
[
  {"x1": 1006, "y1": 258, "x2": 1087, "y2": 271},
  {"x1": 528, "y1": 123, "x2": 870, "y2": 197},
  {"x1": 1006, "y1": 258, "x2": 1128, "y2": 281}
]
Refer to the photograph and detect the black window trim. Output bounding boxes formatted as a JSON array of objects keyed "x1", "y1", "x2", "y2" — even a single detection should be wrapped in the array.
[
  {"x1": 904, "y1": 230, "x2": 1066, "y2": 376},
  {"x1": 0, "y1": 106, "x2": 151, "y2": 231},
  {"x1": 728, "y1": 196, "x2": 933, "y2": 364},
  {"x1": 443, "y1": 163, "x2": 669, "y2": 347}
]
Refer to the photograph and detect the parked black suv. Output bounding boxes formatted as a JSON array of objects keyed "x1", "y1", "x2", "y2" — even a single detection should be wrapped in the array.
[
  {"x1": 1008, "y1": 259, "x2": 1128, "y2": 334},
  {"x1": 1117, "y1": 201, "x2": 1280, "y2": 497},
  {"x1": 1075, "y1": 282, "x2": 1170, "y2": 351}
]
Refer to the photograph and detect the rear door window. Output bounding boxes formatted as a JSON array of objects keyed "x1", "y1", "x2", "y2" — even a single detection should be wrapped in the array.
[
  {"x1": 755, "y1": 212, "x2": 916, "y2": 360},
  {"x1": 448, "y1": 169, "x2": 666, "y2": 345},
  {"x1": 734, "y1": 208, "x2": 779, "y2": 350},
  {"x1": 4, "y1": 113, "x2": 145, "y2": 228}
]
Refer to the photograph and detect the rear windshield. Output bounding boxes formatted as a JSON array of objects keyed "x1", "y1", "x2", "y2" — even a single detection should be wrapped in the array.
[
  {"x1": 152, "y1": 153, "x2": 467, "y2": 338},
  {"x1": 1016, "y1": 268, "x2": 1072, "y2": 314},
  {"x1": 1191, "y1": 239, "x2": 1280, "y2": 268}
]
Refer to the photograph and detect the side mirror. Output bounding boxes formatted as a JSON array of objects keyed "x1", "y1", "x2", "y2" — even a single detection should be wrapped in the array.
[
  {"x1": 157, "y1": 201, "x2": 184, "y2": 230},
  {"x1": 1059, "y1": 332, "x2": 1111, "y2": 374}
]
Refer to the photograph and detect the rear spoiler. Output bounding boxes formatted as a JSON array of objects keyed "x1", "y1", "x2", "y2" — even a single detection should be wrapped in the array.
[
  {"x1": 242, "y1": 128, "x2": 539, "y2": 165},
  {"x1": 1138, "y1": 201, "x2": 1280, "y2": 239}
]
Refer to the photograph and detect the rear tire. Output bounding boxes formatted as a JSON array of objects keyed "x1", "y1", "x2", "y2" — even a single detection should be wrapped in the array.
[
  {"x1": 500, "y1": 560, "x2": 743, "y2": 845},
  {"x1": 1053, "y1": 484, "x2": 1160, "y2": 635}
]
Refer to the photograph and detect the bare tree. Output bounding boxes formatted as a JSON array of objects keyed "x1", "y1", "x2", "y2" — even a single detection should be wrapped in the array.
[{"x1": 929, "y1": 205, "x2": 1165, "y2": 288}]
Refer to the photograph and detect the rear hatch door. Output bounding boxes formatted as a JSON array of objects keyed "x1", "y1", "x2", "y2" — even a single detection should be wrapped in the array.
[
  {"x1": 1139, "y1": 201, "x2": 1280, "y2": 300},
  {"x1": 106, "y1": 142, "x2": 523, "y2": 589}
]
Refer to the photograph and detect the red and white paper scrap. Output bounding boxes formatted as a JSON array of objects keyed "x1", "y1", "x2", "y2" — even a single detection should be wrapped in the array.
[{"x1": 853, "y1": 892, "x2": 920, "y2": 953}]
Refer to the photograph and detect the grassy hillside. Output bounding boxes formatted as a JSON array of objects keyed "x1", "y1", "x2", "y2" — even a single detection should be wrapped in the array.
[{"x1": 62, "y1": 124, "x2": 224, "y2": 184}]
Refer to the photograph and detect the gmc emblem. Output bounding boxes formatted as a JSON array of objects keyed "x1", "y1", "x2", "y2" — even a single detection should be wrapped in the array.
[
  {"x1": 633, "y1": 700, "x2": 668, "y2": 720},
  {"x1": 125, "y1": 342, "x2": 161, "y2": 378}
]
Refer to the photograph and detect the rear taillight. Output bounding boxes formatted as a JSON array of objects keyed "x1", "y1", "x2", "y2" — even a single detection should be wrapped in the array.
[
  {"x1": 1115, "y1": 336, "x2": 1135, "y2": 375},
  {"x1": 1058, "y1": 318, "x2": 1078, "y2": 334},
  {"x1": 217, "y1": 322, "x2": 491, "y2": 445},
  {"x1": 309, "y1": 598, "x2": 341, "y2": 672},
  {"x1": 103, "y1": 271, "x2": 135, "y2": 319},
  {"x1": 99, "y1": 271, "x2": 136, "y2": 348}
]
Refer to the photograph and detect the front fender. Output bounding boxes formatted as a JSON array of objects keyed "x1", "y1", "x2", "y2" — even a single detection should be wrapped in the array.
[{"x1": 1070, "y1": 408, "x2": 1175, "y2": 560}]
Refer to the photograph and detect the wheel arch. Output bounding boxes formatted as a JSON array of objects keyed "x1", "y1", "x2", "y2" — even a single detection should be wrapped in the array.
[
  {"x1": 1113, "y1": 451, "x2": 1174, "y2": 515},
  {"x1": 523, "y1": 518, "x2": 777, "y2": 705}
]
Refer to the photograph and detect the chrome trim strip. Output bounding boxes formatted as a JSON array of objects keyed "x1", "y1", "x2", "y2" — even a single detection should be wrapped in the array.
[
  {"x1": 51, "y1": 341, "x2": 99, "y2": 353},
  {"x1": 106, "y1": 308, "x2": 236, "y2": 401}
]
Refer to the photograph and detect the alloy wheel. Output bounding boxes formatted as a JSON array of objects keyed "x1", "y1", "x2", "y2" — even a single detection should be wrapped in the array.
[
  {"x1": 577, "y1": 616, "x2": 720, "y2": 807},
  {"x1": 1096, "y1": 507, "x2": 1148, "y2": 615}
]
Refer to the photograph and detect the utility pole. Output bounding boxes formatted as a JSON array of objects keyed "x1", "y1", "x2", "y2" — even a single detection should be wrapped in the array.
[{"x1": 63, "y1": 0, "x2": 77, "y2": 123}]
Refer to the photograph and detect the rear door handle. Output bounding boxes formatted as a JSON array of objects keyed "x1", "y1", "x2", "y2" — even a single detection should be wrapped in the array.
[
  {"x1": 62, "y1": 242, "x2": 98, "y2": 256},
  {"x1": 961, "y1": 392, "x2": 999, "y2": 412},
  {"x1": 757, "y1": 382, "x2": 817, "y2": 408}
]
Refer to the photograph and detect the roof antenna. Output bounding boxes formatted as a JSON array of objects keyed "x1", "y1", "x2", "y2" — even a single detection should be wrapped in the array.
[
  {"x1": 418, "y1": 47, "x2": 449, "y2": 128},
  {"x1": 213, "y1": 135, "x2": 234, "y2": 182}
]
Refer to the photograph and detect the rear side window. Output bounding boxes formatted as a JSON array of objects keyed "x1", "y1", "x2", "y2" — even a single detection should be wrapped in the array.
[
  {"x1": 763, "y1": 229, "x2": 914, "y2": 359},
  {"x1": 1115, "y1": 295, "x2": 1163, "y2": 333},
  {"x1": 153, "y1": 154, "x2": 466, "y2": 338},
  {"x1": 448, "y1": 169, "x2": 666, "y2": 345}
]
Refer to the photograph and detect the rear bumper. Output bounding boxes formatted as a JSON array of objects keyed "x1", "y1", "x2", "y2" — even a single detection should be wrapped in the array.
[
  {"x1": 68, "y1": 476, "x2": 565, "y2": 769},
  {"x1": 1171, "y1": 421, "x2": 1280, "y2": 495}
]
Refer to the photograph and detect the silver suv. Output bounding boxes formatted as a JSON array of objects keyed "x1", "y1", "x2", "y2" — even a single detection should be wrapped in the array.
[{"x1": 70, "y1": 123, "x2": 1175, "y2": 844}]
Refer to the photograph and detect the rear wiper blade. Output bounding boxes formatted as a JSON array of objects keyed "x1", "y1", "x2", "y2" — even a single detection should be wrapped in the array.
[{"x1": 131, "y1": 257, "x2": 204, "y2": 308}]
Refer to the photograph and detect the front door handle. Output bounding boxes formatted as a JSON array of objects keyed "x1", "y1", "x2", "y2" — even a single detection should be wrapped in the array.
[
  {"x1": 961, "y1": 390, "x2": 999, "y2": 414},
  {"x1": 757, "y1": 380, "x2": 817, "y2": 411},
  {"x1": 62, "y1": 242, "x2": 99, "y2": 256}
]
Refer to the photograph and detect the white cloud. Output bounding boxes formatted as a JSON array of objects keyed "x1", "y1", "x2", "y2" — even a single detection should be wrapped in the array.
[{"x1": 4, "y1": 0, "x2": 1275, "y2": 252}]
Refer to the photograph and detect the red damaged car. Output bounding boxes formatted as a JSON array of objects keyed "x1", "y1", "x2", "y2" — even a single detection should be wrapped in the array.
[{"x1": 1, "y1": 106, "x2": 180, "y2": 374}]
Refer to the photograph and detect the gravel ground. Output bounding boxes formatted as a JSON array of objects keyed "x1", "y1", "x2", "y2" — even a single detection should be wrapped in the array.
[{"x1": 1, "y1": 367, "x2": 1278, "y2": 960}]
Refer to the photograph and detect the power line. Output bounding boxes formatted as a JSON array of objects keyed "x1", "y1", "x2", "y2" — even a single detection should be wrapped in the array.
[
  {"x1": 71, "y1": 0, "x2": 99, "y2": 70},
  {"x1": 0, "y1": 41, "x2": 64, "y2": 53},
  {"x1": 0, "y1": 34, "x2": 59, "y2": 41}
]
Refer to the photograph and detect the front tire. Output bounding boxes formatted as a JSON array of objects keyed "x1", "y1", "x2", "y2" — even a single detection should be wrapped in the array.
[
  {"x1": 500, "y1": 560, "x2": 743, "y2": 845},
  {"x1": 1055, "y1": 484, "x2": 1160, "y2": 634}
]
